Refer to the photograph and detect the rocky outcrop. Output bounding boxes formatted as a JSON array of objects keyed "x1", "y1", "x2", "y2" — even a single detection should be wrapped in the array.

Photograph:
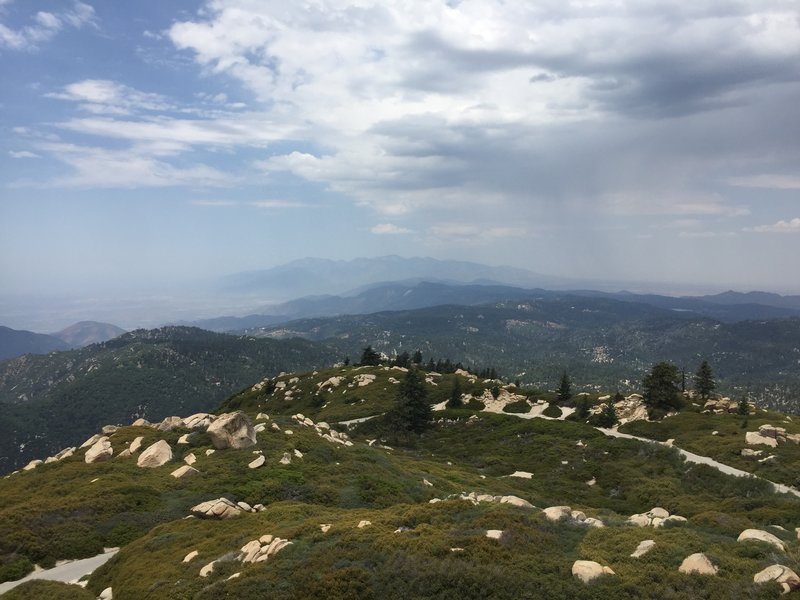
[
  {"x1": 628, "y1": 507, "x2": 686, "y2": 528},
  {"x1": 753, "y1": 565, "x2": 800, "y2": 594},
  {"x1": 239, "y1": 535, "x2": 292, "y2": 563},
  {"x1": 207, "y1": 412, "x2": 256, "y2": 449},
  {"x1": 572, "y1": 560, "x2": 615, "y2": 583},
  {"x1": 737, "y1": 529, "x2": 786, "y2": 551},
  {"x1": 129, "y1": 436, "x2": 144, "y2": 453},
  {"x1": 746, "y1": 431, "x2": 779, "y2": 448},
  {"x1": 191, "y1": 498, "x2": 242, "y2": 519},
  {"x1": 678, "y1": 553, "x2": 717, "y2": 575},
  {"x1": 183, "y1": 413, "x2": 215, "y2": 429},
  {"x1": 543, "y1": 506, "x2": 604, "y2": 527},
  {"x1": 85, "y1": 437, "x2": 113, "y2": 463},
  {"x1": 137, "y1": 440, "x2": 172, "y2": 468},
  {"x1": 248, "y1": 455, "x2": 265, "y2": 469}
]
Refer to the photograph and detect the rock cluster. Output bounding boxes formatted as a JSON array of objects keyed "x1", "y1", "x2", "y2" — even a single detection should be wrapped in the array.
[
  {"x1": 292, "y1": 413, "x2": 353, "y2": 446},
  {"x1": 703, "y1": 397, "x2": 742, "y2": 413},
  {"x1": 238, "y1": 535, "x2": 292, "y2": 564},
  {"x1": 352, "y1": 374, "x2": 376, "y2": 387},
  {"x1": 746, "y1": 424, "x2": 800, "y2": 447},
  {"x1": 543, "y1": 505, "x2": 604, "y2": 528},
  {"x1": 627, "y1": 507, "x2": 687, "y2": 528},
  {"x1": 429, "y1": 491, "x2": 535, "y2": 510},
  {"x1": 190, "y1": 498, "x2": 242, "y2": 519}
]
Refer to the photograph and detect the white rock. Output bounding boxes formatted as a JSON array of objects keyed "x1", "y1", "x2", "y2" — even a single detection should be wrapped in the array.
[
  {"x1": 137, "y1": 440, "x2": 172, "y2": 468},
  {"x1": 190, "y1": 498, "x2": 241, "y2": 520},
  {"x1": 485, "y1": 530, "x2": 503, "y2": 540},
  {"x1": 156, "y1": 416, "x2": 185, "y2": 432},
  {"x1": 170, "y1": 465, "x2": 198, "y2": 479},
  {"x1": 256, "y1": 413, "x2": 270, "y2": 421},
  {"x1": 205, "y1": 449, "x2": 215, "y2": 456},
  {"x1": 85, "y1": 437, "x2": 113, "y2": 464},
  {"x1": 99, "y1": 587, "x2": 113, "y2": 599},
  {"x1": 199, "y1": 561, "x2": 216, "y2": 577},
  {"x1": 509, "y1": 471, "x2": 533, "y2": 479},
  {"x1": 80, "y1": 433, "x2": 103, "y2": 449},
  {"x1": 183, "y1": 550, "x2": 199, "y2": 563},
  {"x1": 177, "y1": 434, "x2": 191, "y2": 445},
  {"x1": 207, "y1": 412, "x2": 256, "y2": 449},
  {"x1": 737, "y1": 529, "x2": 786, "y2": 551},
  {"x1": 184, "y1": 453, "x2": 197, "y2": 465},
  {"x1": 753, "y1": 564, "x2": 800, "y2": 593},
  {"x1": 631, "y1": 540, "x2": 656, "y2": 558},
  {"x1": 320, "y1": 524, "x2": 331, "y2": 533},
  {"x1": 679, "y1": 553, "x2": 718, "y2": 575},
  {"x1": 746, "y1": 431, "x2": 779, "y2": 447},
  {"x1": 572, "y1": 560, "x2": 615, "y2": 583},
  {"x1": 237, "y1": 501, "x2": 252, "y2": 512},
  {"x1": 294, "y1": 449, "x2": 303, "y2": 459},
  {"x1": 279, "y1": 452, "x2": 292, "y2": 465},
  {"x1": 249, "y1": 455, "x2": 266, "y2": 469},
  {"x1": 22, "y1": 459, "x2": 42, "y2": 471},
  {"x1": 648, "y1": 507, "x2": 669, "y2": 519},
  {"x1": 543, "y1": 506, "x2": 572, "y2": 522},
  {"x1": 357, "y1": 520, "x2": 371, "y2": 528},
  {"x1": 499, "y1": 496, "x2": 535, "y2": 509},
  {"x1": 129, "y1": 436, "x2": 144, "y2": 453}
]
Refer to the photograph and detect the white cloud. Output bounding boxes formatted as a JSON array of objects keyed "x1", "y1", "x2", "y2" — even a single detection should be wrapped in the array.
[
  {"x1": 8, "y1": 150, "x2": 40, "y2": 159},
  {"x1": 12, "y1": 142, "x2": 231, "y2": 189},
  {"x1": 428, "y1": 223, "x2": 525, "y2": 242},
  {"x1": 47, "y1": 80, "x2": 173, "y2": 115},
  {"x1": 0, "y1": 2, "x2": 94, "y2": 51},
  {"x1": 371, "y1": 223, "x2": 412, "y2": 235},
  {"x1": 250, "y1": 200, "x2": 310, "y2": 209},
  {"x1": 745, "y1": 218, "x2": 800, "y2": 233},
  {"x1": 190, "y1": 200, "x2": 238, "y2": 206},
  {"x1": 727, "y1": 174, "x2": 800, "y2": 190}
]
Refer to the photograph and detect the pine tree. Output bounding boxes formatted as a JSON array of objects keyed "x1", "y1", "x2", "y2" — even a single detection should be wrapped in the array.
[
  {"x1": 446, "y1": 377, "x2": 463, "y2": 409},
  {"x1": 643, "y1": 362, "x2": 682, "y2": 416},
  {"x1": 574, "y1": 395, "x2": 591, "y2": 420},
  {"x1": 359, "y1": 346, "x2": 381, "y2": 366},
  {"x1": 596, "y1": 399, "x2": 617, "y2": 428},
  {"x1": 737, "y1": 397, "x2": 750, "y2": 416},
  {"x1": 388, "y1": 367, "x2": 431, "y2": 433},
  {"x1": 694, "y1": 360, "x2": 716, "y2": 400},
  {"x1": 412, "y1": 349, "x2": 423, "y2": 365},
  {"x1": 557, "y1": 371, "x2": 572, "y2": 405}
]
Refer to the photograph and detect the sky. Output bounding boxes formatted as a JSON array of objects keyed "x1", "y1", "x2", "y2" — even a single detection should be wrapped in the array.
[{"x1": 2, "y1": 0, "x2": 800, "y2": 303}]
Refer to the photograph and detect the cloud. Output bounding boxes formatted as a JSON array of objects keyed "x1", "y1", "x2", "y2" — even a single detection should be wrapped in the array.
[
  {"x1": 8, "y1": 150, "x2": 40, "y2": 159},
  {"x1": 11, "y1": 142, "x2": 231, "y2": 189},
  {"x1": 371, "y1": 223, "x2": 412, "y2": 235},
  {"x1": 727, "y1": 174, "x2": 800, "y2": 189},
  {"x1": 745, "y1": 218, "x2": 800, "y2": 233},
  {"x1": 250, "y1": 200, "x2": 309, "y2": 209},
  {"x1": 47, "y1": 80, "x2": 172, "y2": 115},
  {"x1": 162, "y1": 0, "x2": 800, "y2": 225},
  {"x1": 0, "y1": 1, "x2": 95, "y2": 51},
  {"x1": 428, "y1": 223, "x2": 526, "y2": 242},
  {"x1": 190, "y1": 200, "x2": 238, "y2": 207}
]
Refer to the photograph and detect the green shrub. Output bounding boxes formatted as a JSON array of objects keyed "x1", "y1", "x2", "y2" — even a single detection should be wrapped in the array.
[
  {"x1": 542, "y1": 404, "x2": 562, "y2": 418},
  {"x1": 0, "y1": 553, "x2": 33, "y2": 584}
]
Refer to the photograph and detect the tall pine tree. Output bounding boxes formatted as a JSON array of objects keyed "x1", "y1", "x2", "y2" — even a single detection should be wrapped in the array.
[
  {"x1": 694, "y1": 360, "x2": 716, "y2": 400},
  {"x1": 388, "y1": 367, "x2": 431, "y2": 434}
]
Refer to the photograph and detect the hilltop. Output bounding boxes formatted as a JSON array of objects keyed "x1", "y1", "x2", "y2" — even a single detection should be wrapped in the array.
[
  {"x1": 0, "y1": 327, "x2": 337, "y2": 473},
  {"x1": 1, "y1": 363, "x2": 798, "y2": 599}
]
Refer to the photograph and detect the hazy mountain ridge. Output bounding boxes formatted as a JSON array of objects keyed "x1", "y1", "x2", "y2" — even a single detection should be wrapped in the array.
[
  {"x1": 52, "y1": 321, "x2": 126, "y2": 348},
  {"x1": 0, "y1": 326, "x2": 69, "y2": 361}
]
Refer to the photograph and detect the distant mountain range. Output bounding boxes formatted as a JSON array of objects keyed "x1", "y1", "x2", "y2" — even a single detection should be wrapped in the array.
[
  {"x1": 217, "y1": 255, "x2": 580, "y2": 300},
  {"x1": 0, "y1": 321, "x2": 126, "y2": 361},
  {"x1": 187, "y1": 280, "x2": 800, "y2": 334}
]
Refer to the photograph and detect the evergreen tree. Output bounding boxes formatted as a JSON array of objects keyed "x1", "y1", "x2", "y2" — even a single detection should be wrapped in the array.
[
  {"x1": 446, "y1": 377, "x2": 463, "y2": 409},
  {"x1": 596, "y1": 399, "x2": 618, "y2": 428},
  {"x1": 643, "y1": 362, "x2": 682, "y2": 415},
  {"x1": 412, "y1": 349, "x2": 423, "y2": 365},
  {"x1": 556, "y1": 371, "x2": 572, "y2": 405},
  {"x1": 394, "y1": 351, "x2": 410, "y2": 368},
  {"x1": 388, "y1": 367, "x2": 431, "y2": 434},
  {"x1": 574, "y1": 395, "x2": 591, "y2": 420},
  {"x1": 359, "y1": 345, "x2": 381, "y2": 366},
  {"x1": 694, "y1": 360, "x2": 716, "y2": 400},
  {"x1": 737, "y1": 397, "x2": 750, "y2": 416}
]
